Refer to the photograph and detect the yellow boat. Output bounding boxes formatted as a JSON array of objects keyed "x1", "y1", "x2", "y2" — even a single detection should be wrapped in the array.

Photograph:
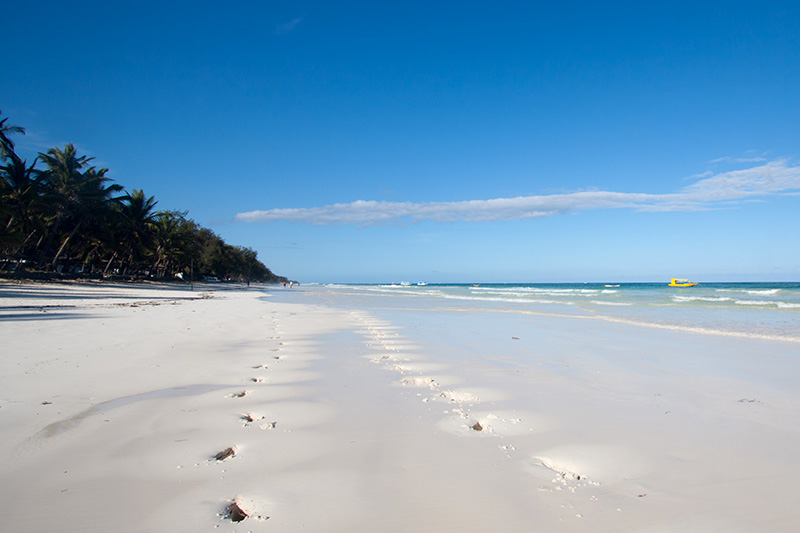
[{"x1": 668, "y1": 278, "x2": 697, "y2": 287}]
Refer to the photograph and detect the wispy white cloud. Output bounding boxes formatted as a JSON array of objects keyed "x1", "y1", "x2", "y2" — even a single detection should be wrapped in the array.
[
  {"x1": 276, "y1": 17, "x2": 302, "y2": 35},
  {"x1": 235, "y1": 158, "x2": 800, "y2": 226},
  {"x1": 709, "y1": 155, "x2": 767, "y2": 164}
]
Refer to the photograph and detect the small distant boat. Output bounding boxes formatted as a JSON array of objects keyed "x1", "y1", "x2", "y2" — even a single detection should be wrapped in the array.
[
  {"x1": 604, "y1": 284, "x2": 620, "y2": 288},
  {"x1": 416, "y1": 282, "x2": 428, "y2": 286},
  {"x1": 669, "y1": 278, "x2": 697, "y2": 287}
]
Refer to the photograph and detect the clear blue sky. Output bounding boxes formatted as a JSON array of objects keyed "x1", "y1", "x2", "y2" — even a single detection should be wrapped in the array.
[{"x1": 4, "y1": 1, "x2": 800, "y2": 283}]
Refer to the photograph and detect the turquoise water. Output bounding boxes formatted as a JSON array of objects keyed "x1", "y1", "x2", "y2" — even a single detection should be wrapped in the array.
[{"x1": 314, "y1": 282, "x2": 800, "y2": 342}]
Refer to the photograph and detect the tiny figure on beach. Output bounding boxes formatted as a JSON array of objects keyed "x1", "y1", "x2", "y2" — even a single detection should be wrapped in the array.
[
  {"x1": 289, "y1": 281, "x2": 293, "y2": 288},
  {"x1": 283, "y1": 281, "x2": 286, "y2": 287}
]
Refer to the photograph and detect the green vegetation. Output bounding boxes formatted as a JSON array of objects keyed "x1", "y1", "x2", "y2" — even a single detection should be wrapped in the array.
[{"x1": 0, "y1": 110, "x2": 285, "y2": 283}]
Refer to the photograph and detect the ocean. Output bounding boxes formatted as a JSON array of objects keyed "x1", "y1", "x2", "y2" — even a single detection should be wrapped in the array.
[{"x1": 300, "y1": 282, "x2": 800, "y2": 343}]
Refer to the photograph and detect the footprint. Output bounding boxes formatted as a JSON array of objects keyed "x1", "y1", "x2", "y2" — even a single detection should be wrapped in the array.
[
  {"x1": 221, "y1": 497, "x2": 269, "y2": 523},
  {"x1": 226, "y1": 499, "x2": 248, "y2": 522},
  {"x1": 241, "y1": 413, "x2": 264, "y2": 426},
  {"x1": 214, "y1": 446, "x2": 237, "y2": 461}
]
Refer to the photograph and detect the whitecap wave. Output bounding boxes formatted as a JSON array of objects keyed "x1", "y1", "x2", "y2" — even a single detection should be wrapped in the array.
[
  {"x1": 716, "y1": 288, "x2": 781, "y2": 295},
  {"x1": 745, "y1": 289, "x2": 781, "y2": 295},
  {"x1": 441, "y1": 293, "x2": 564, "y2": 305},
  {"x1": 734, "y1": 299, "x2": 800, "y2": 308},
  {"x1": 672, "y1": 296, "x2": 733, "y2": 303},
  {"x1": 470, "y1": 286, "x2": 600, "y2": 295}
]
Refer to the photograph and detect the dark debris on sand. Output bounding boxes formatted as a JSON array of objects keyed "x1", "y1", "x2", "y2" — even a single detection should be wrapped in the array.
[
  {"x1": 228, "y1": 500, "x2": 248, "y2": 522},
  {"x1": 214, "y1": 447, "x2": 236, "y2": 461}
]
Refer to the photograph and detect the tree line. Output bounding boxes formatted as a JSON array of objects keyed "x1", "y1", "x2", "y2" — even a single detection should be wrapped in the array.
[{"x1": 0, "y1": 109, "x2": 286, "y2": 283}]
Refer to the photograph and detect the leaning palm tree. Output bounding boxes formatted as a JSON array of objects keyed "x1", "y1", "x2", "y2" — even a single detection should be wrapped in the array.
[
  {"x1": 38, "y1": 143, "x2": 92, "y2": 238},
  {"x1": 37, "y1": 144, "x2": 94, "y2": 266},
  {"x1": 46, "y1": 161, "x2": 123, "y2": 268},
  {"x1": 0, "y1": 109, "x2": 26, "y2": 159}
]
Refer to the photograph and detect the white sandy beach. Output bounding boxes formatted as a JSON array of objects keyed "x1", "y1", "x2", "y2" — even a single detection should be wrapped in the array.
[{"x1": 2, "y1": 281, "x2": 800, "y2": 532}]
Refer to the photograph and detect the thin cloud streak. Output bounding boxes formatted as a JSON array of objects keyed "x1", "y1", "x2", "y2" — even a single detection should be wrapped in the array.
[
  {"x1": 709, "y1": 156, "x2": 767, "y2": 164},
  {"x1": 276, "y1": 17, "x2": 302, "y2": 35},
  {"x1": 236, "y1": 159, "x2": 800, "y2": 226}
]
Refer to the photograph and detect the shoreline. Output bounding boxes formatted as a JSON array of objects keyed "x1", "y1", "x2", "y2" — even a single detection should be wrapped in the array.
[
  {"x1": 2, "y1": 282, "x2": 800, "y2": 531},
  {"x1": 309, "y1": 282, "x2": 800, "y2": 344}
]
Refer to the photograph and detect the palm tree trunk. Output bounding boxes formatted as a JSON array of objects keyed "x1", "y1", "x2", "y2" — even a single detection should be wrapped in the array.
[
  {"x1": 52, "y1": 221, "x2": 81, "y2": 267},
  {"x1": 37, "y1": 212, "x2": 64, "y2": 268},
  {"x1": 15, "y1": 228, "x2": 33, "y2": 250},
  {"x1": 150, "y1": 246, "x2": 163, "y2": 276},
  {"x1": 103, "y1": 251, "x2": 118, "y2": 276}
]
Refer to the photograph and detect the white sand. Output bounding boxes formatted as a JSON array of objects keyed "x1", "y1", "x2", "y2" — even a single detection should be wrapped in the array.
[{"x1": 2, "y1": 281, "x2": 800, "y2": 531}]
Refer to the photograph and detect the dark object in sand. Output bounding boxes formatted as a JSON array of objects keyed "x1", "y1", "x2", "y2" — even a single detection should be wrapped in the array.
[
  {"x1": 228, "y1": 500, "x2": 248, "y2": 522},
  {"x1": 471, "y1": 422, "x2": 483, "y2": 431},
  {"x1": 214, "y1": 447, "x2": 236, "y2": 461}
]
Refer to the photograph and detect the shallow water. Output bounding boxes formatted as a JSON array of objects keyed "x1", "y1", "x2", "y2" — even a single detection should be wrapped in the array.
[{"x1": 272, "y1": 282, "x2": 800, "y2": 342}]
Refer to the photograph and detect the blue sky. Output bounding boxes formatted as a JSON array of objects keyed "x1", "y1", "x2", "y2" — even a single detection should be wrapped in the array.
[{"x1": 4, "y1": 1, "x2": 800, "y2": 283}]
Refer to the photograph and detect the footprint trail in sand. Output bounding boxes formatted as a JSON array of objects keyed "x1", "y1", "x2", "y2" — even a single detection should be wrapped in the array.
[{"x1": 347, "y1": 309, "x2": 649, "y2": 523}]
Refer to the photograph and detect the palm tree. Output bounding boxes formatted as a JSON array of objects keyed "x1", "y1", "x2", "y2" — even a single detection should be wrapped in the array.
[
  {"x1": 39, "y1": 143, "x2": 92, "y2": 197},
  {"x1": 38, "y1": 144, "x2": 96, "y2": 265},
  {"x1": 0, "y1": 151, "x2": 46, "y2": 259},
  {"x1": 150, "y1": 210, "x2": 194, "y2": 278},
  {"x1": 0, "y1": 109, "x2": 26, "y2": 159},
  {"x1": 38, "y1": 143, "x2": 92, "y2": 245},
  {"x1": 51, "y1": 166, "x2": 123, "y2": 268},
  {"x1": 37, "y1": 144, "x2": 123, "y2": 268},
  {"x1": 79, "y1": 201, "x2": 123, "y2": 274},
  {"x1": 118, "y1": 189, "x2": 158, "y2": 274}
]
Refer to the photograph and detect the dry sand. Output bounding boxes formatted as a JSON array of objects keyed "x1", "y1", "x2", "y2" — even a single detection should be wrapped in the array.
[{"x1": 1, "y1": 281, "x2": 800, "y2": 531}]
